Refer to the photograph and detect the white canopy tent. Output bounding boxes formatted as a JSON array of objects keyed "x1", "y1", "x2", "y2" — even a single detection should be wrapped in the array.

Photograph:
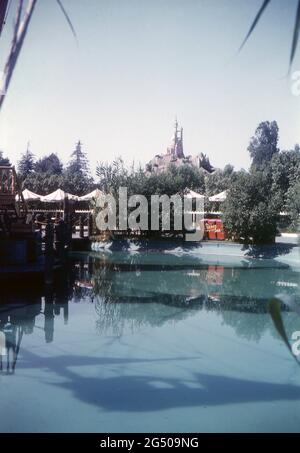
[
  {"x1": 78, "y1": 188, "x2": 102, "y2": 201},
  {"x1": 16, "y1": 189, "x2": 41, "y2": 201},
  {"x1": 209, "y1": 190, "x2": 227, "y2": 202},
  {"x1": 184, "y1": 189, "x2": 205, "y2": 199},
  {"x1": 41, "y1": 189, "x2": 78, "y2": 202},
  {"x1": 183, "y1": 189, "x2": 205, "y2": 220}
]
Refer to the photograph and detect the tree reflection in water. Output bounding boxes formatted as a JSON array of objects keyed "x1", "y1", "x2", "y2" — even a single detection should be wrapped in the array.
[{"x1": 0, "y1": 254, "x2": 299, "y2": 374}]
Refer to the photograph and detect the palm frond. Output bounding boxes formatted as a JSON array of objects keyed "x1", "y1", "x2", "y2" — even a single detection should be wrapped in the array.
[
  {"x1": 55, "y1": 0, "x2": 77, "y2": 42},
  {"x1": 11, "y1": 0, "x2": 24, "y2": 51},
  {"x1": 0, "y1": 0, "x2": 10, "y2": 37},
  {"x1": 289, "y1": 0, "x2": 300, "y2": 70},
  {"x1": 0, "y1": 0, "x2": 78, "y2": 112},
  {"x1": 0, "y1": 0, "x2": 37, "y2": 111},
  {"x1": 239, "y1": 0, "x2": 271, "y2": 51}
]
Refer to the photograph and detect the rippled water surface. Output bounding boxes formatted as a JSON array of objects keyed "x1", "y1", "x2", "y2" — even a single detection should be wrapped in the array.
[{"x1": 1, "y1": 244, "x2": 300, "y2": 432}]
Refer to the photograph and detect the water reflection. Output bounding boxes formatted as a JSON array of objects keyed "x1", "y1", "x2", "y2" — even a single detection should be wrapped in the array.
[
  {"x1": 0, "y1": 252, "x2": 300, "y2": 374},
  {"x1": 0, "y1": 269, "x2": 73, "y2": 374}
]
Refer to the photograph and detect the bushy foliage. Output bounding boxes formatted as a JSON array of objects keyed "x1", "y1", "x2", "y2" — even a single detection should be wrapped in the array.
[
  {"x1": 285, "y1": 181, "x2": 300, "y2": 231},
  {"x1": 223, "y1": 170, "x2": 280, "y2": 244},
  {"x1": 94, "y1": 160, "x2": 207, "y2": 237},
  {"x1": 248, "y1": 121, "x2": 279, "y2": 167},
  {"x1": 96, "y1": 157, "x2": 129, "y2": 195},
  {"x1": 205, "y1": 164, "x2": 235, "y2": 196},
  {"x1": 23, "y1": 172, "x2": 64, "y2": 195},
  {"x1": 96, "y1": 159, "x2": 206, "y2": 198},
  {"x1": 140, "y1": 164, "x2": 205, "y2": 197},
  {"x1": 35, "y1": 153, "x2": 63, "y2": 174},
  {"x1": 63, "y1": 168, "x2": 94, "y2": 196}
]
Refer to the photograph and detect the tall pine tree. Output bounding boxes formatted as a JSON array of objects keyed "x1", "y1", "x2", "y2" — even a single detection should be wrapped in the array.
[
  {"x1": 67, "y1": 140, "x2": 90, "y2": 176},
  {"x1": 64, "y1": 141, "x2": 93, "y2": 195},
  {"x1": 18, "y1": 145, "x2": 35, "y2": 180}
]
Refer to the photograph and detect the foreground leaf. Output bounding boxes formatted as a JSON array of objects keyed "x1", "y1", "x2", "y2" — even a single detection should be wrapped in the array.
[
  {"x1": 55, "y1": 0, "x2": 77, "y2": 42},
  {"x1": 268, "y1": 298, "x2": 300, "y2": 366},
  {"x1": 289, "y1": 0, "x2": 300, "y2": 70},
  {"x1": 239, "y1": 0, "x2": 271, "y2": 51}
]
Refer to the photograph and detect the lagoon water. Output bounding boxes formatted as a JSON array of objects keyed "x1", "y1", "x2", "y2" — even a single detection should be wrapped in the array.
[{"x1": 1, "y1": 242, "x2": 300, "y2": 432}]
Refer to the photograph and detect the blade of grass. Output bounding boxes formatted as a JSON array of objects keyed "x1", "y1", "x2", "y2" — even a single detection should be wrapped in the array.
[
  {"x1": 289, "y1": 0, "x2": 300, "y2": 71},
  {"x1": 239, "y1": 0, "x2": 271, "y2": 51}
]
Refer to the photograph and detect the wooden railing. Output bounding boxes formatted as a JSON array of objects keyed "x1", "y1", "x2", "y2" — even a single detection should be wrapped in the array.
[
  {"x1": 0, "y1": 165, "x2": 15, "y2": 194},
  {"x1": 0, "y1": 166, "x2": 27, "y2": 216}
]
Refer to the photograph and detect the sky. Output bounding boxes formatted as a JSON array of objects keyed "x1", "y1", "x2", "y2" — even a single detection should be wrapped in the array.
[{"x1": 0, "y1": 0, "x2": 299, "y2": 175}]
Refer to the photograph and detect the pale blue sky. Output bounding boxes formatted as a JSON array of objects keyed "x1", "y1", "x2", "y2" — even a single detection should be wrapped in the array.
[{"x1": 0, "y1": 0, "x2": 299, "y2": 173}]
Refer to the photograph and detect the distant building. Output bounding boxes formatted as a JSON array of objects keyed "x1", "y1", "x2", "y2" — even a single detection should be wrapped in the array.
[{"x1": 146, "y1": 120, "x2": 215, "y2": 174}]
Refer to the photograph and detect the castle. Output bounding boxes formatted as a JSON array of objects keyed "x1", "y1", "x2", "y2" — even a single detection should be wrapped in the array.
[{"x1": 146, "y1": 120, "x2": 215, "y2": 174}]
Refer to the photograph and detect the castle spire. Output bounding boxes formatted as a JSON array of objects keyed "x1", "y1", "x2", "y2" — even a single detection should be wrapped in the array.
[
  {"x1": 174, "y1": 120, "x2": 184, "y2": 159},
  {"x1": 168, "y1": 119, "x2": 184, "y2": 158}
]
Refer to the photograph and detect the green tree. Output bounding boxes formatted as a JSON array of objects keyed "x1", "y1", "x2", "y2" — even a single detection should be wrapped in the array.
[
  {"x1": 62, "y1": 171, "x2": 94, "y2": 196},
  {"x1": 270, "y1": 146, "x2": 300, "y2": 207},
  {"x1": 35, "y1": 153, "x2": 63, "y2": 174},
  {"x1": 18, "y1": 147, "x2": 35, "y2": 180},
  {"x1": 285, "y1": 182, "x2": 300, "y2": 231},
  {"x1": 248, "y1": 121, "x2": 279, "y2": 167},
  {"x1": 223, "y1": 169, "x2": 280, "y2": 244},
  {"x1": 0, "y1": 150, "x2": 10, "y2": 166},
  {"x1": 64, "y1": 141, "x2": 93, "y2": 195},
  {"x1": 67, "y1": 140, "x2": 90, "y2": 176},
  {"x1": 205, "y1": 164, "x2": 235, "y2": 196}
]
